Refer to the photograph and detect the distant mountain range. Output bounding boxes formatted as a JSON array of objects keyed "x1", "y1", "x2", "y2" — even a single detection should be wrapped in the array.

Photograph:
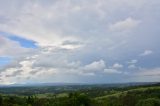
[{"x1": 0, "y1": 82, "x2": 159, "y2": 87}]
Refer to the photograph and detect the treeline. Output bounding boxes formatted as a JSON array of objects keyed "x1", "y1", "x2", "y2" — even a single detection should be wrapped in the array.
[
  {"x1": 0, "y1": 86, "x2": 160, "y2": 106},
  {"x1": 0, "y1": 93, "x2": 92, "y2": 106},
  {"x1": 0, "y1": 83, "x2": 159, "y2": 96},
  {"x1": 94, "y1": 87, "x2": 160, "y2": 106}
]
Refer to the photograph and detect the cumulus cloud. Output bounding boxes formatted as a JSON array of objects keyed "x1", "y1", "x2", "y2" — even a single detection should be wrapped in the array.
[
  {"x1": 0, "y1": 0, "x2": 143, "y2": 47},
  {"x1": 60, "y1": 40, "x2": 84, "y2": 50},
  {"x1": 137, "y1": 68, "x2": 160, "y2": 77},
  {"x1": 0, "y1": 0, "x2": 160, "y2": 84},
  {"x1": 109, "y1": 17, "x2": 140, "y2": 32},
  {"x1": 104, "y1": 69, "x2": 122, "y2": 74},
  {"x1": 112, "y1": 63, "x2": 123, "y2": 69},
  {"x1": 0, "y1": 35, "x2": 31, "y2": 56},
  {"x1": 128, "y1": 64, "x2": 136, "y2": 69},
  {"x1": 103, "y1": 63, "x2": 123, "y2": 74},
  {"x1": 127, "y1": 59, "x2": 138, "y2": 69},
  {"x1": 83, "y1": 60, "x2": 106, "y2": 72},
  {"x1": 127, "y1": 59, "x2": 138, "y2": 64},
  {"x1": 0, "y1": 45, "x2": 107, "y2": 84},
  {"x1": 140, "y1": 50, "x2": 153, "y2": 56}
]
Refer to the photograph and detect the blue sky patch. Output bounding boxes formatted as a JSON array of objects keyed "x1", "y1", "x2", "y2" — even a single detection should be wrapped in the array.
[
  {"x1": 0, "y1": 57, "x2": 11, "y2": 66},
  {"x1": 8, "y1": 36, "x2": 37, "y2": 48},
  {"x1": 0, "y1": 31, "x2": 37, "y2": 48}
]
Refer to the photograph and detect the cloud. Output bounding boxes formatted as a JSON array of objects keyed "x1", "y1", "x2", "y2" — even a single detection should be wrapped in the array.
[
  {"x1": 0, "y1": 56, "x2": 59, "y2": 84},
  {"x1": 134, "y1": 68, "x2": 160, "y2": 77},
  {"x1": 60, "y1": 40, "x2": 84, "y2": 50},
  {"x1": 0, "y1": 45, "x2": 107, "y2": 84},
  {"x1": 0, "y1": 35, "x2": 31, "y2": 57},
  {"x1": 128, "y1": 64, "x2": 136, "y2": 69},
  {"x1": 127, "y1": 60, "x2": 138, "y2": 69},
  {"x1": 103, "y1": 62, "x2": 123, "y2": 74},
  {"x1": 112, "y1": 63, "x2": 123, "y2": 69},
  {"x1": 83, "y1": 60, "x2": 106, "y2": 72},
  {"x1": 140, "y1": 50, "x2": 153, "y2": 56},
  {"x1": 109, "y1": 17, "x2": 140, "y2": 32},
  {"x1": 127, "y1": 59, "x2": 138, "y2": 64},
  {"x1": 0, "y1": 0, "x2": 160, "y2": 83},
  {"x1": 0, "y1": 0, "x2": 143, "y2": 47},
  {"x1": 125, "y1": 67, "x2": 160, "y2": 82},
  {"x1": 104, "y1": 69, "x2": 122, "y2": 74}
]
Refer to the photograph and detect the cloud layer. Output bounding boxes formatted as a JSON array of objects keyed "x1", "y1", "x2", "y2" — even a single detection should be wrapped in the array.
[{"x1": 0, "y1": 0, "x2": 160, "y2": 84}]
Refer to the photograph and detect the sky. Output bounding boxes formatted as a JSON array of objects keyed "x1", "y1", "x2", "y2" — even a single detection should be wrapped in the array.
[{"x1": 0, "y1": 0, "x2": 160, "y2": 85}]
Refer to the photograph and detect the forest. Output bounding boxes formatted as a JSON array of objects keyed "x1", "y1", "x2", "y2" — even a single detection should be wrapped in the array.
[{"x1": 0, "y1": 83, "x2": 160, "y2": 106}]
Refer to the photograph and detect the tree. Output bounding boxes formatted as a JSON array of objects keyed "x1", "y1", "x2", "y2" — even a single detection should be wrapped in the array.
[
  {"x1": 26, "y1": 96, "x2": 35, "y2": 105},
  {"x1": 136, "y1": 98, "x2": 160, "y2": 106},
  {"x1": 0, "y1": 95, "x2": 3, "y2": 105}
]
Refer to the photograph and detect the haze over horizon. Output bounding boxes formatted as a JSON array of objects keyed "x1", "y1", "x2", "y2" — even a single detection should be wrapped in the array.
[{"x1": 0, "y1": 0, "x2": 160, "y2": 85}]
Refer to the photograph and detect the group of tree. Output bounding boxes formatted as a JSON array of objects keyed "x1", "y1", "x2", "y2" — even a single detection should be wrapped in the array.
[
  {"x1": 0, "y1": 92, "x2": 92, "y2": 106},
  {"x1": 0, "y1": 85, "x2": 160, "y2": 106},
  {"x1": 94, "y1": 87, "x2": 160, "y2": 106}
]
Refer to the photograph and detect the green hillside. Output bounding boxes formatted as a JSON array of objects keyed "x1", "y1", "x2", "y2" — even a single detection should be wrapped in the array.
[
  {"x1": 94, "y1": 86, "x2": 160, "y2": 106},
  {"x1": 0, "y1": 84, "x2": 160, "y2": 106}
]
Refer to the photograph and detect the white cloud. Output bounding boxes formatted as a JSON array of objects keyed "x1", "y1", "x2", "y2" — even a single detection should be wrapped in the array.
[
  {"x1": 135, "y1": 68, "x2": 160, "y2": 77},
  {"x1": 0, "y1": 45, "x2": 107, "y2": 84},
  {"x1": 0, "y1": 58, "x2": 59, "y2": 84},
  {"x1": 127, "y1": 60, "x2": 138, "y2": 69},
  {"x1": 0, "y1": 0, "x2": 160, "y2": 84},
  {"x1": 0, "y1": 0, "x2": 143, "y2": 47},
  {"x1": 109, "y1": 17, "x2": 140, "y2": 32},
  {"x1": 140, "y1": 50, "x2": 153, "y2": 56},
  {"x1": 112, "y1": 63, "x2": 123, "y2": 69},
  {"x1": 127, "y1": 59, "x2": 138, "y2": 64},
  {"x1": 128, "y1": 64, "x2": 136, "y2": 69},
  {"x1": 0, "y1": 1, "x2": 82, "y2": 47},
  {"x1": 104, "y1": 68, "x2": 122, "y2": 74},
  {"x1": 0, "y1": 35, "x2": 30, "y2": 56},
  {"x1": 83, "y1": 60, "x2": 106, "y2": 72}
]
